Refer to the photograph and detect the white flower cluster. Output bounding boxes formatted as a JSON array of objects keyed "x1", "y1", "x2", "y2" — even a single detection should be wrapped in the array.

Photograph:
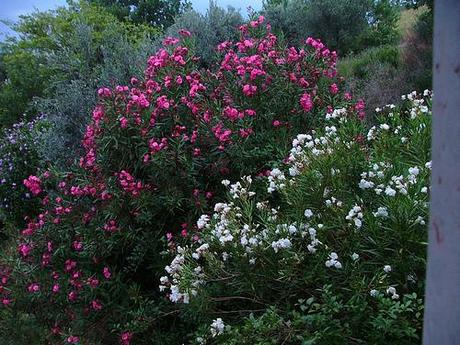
[
  {"x1": 271, "y1": 238, "x2": 292, "y2": 253},
  {"x1": 229, "y1": 176, "x2": 256, "y2": 198},
  {"x1": 161, "y1": 246, "x2": 206, "y2": 304},
  {"x1": 368, "y1": 91, "x2": 432, "y2": 142},
  {"x1": 210, "y1": 318, "x2": 225, "y2": 337},
  {"x1": 359, "y1": 162, "x2": 428, "y2": 199},
  {"x1": 267, "y1": 168, "x2": 286, "y2": 193},
  {"x1": 345, "y1": 205, "x2": 364, "y2": 229},
  {"x1": 359, "y1": 162, "x2": 391, "y2": 192},
  {"x1": 325, "y1": 107, "x2": 348, "y2": 122},
  {"x1": 325, "y1": 252, "x2": 342, "y2": 269},
  {"x1": 286, "y1": 129, "x2": 338, "y2": 178},
  {"x1": 325, "y1": 196, "x2": 343, "y2": 208},
  {"x1": 386, "y1": 286, "x2": 400, "y2": 300},
  {"x1": 383, "y1": 265, "x2": 392, "y2": 273},
  {"x1": 197, "y1": 214, "x2": 211, "y2": 229},
  {"x1": 402, "y1": 90, "x2": 431, "y2": 119},
  {"x1": 375, "y1": 103, "x2": 396, "y2": 113},
  {"x1": 373, "y1": 206, "x2": 389, "y2": 218}
]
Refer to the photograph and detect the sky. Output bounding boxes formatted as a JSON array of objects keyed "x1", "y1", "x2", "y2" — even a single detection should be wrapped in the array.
[{"x1": 0, "y1": 0, "x2": 263, "y2": 40}]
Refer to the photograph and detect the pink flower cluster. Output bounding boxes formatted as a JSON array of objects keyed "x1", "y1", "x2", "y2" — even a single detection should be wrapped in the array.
[
  {"x1": 300, "y1": 93, "x2": 313, "y2": 112},
  {"x1": 120, "y1": 331, "x2": 133, "y2": 345},
  {"x1": 103, "y1": 220, "x2": 118, "y2": 233},
  {"x1": 116, "y1": 170, "x2": 143, "y2": 196},
  {"x1": 0, "y1": 267, "x2": 12, "y2": 307},
  {"x1": 23, "y1": 175, "x2": 42, "y2": 196}
]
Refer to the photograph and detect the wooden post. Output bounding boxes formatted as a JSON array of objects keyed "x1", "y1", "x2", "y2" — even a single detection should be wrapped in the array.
[{"x1": 423, "y1": 0, "x2": 460, "y2": 344}]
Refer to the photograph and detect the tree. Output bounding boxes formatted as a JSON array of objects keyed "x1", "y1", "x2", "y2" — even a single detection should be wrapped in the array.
[
  {"x1": 262, "y1": 0, "x2": 286, "y2": 8},
  {"x1": 358, "y1": 0, "x2": 401, "y2": 48},
  {"x1": 264, "y1": 0, "x2": 378, "y2": 55},
  {"x1": 0, "y1": 0, "x2": 156, "y2": 128},
  {"x1": 88, "y1": 0, "x2": 191, "y2": 29},
  {"x1": 304, "y1": 0, "x2": 373, "y2": 53},
  {"x1": 423, "y1": 0, "x2": 460, "y2": 343}
]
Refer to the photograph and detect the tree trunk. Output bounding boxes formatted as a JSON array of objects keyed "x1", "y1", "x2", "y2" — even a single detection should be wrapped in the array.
[{"x1": 423, "y1": 0, "x2": 460, "y2": 344}]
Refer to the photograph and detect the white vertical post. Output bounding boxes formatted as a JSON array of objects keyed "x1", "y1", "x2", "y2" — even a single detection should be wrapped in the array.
[{"x1": 423, "y1": 0, "x2": 460, "y2": 344}]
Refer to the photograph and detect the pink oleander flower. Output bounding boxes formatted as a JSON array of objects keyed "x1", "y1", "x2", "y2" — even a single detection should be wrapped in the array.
[
  {"x1": 103, "y1": 220, "x2": 118, "y2": 233},
  {"x1": 245, "y1": 109, "x2": 256, "y2": 117},
  {"x1": 73, "y1": 241, "x2": 83, "y2": 251},
  {"x1": 212, "y1": 124, "x2": 232, "y2": 144},
  {"x1": 163, "y1": 36, "x2": 180, "y2": 46},
  {"x1": 239, "y1": 127, "x2": 254, "y2": 138},
  {"x1": 329, "y1": 83, "x2": 339, "y2": 95},
  {"x1": 90, "y1": 299, "x2": 103, "y2": 311},
  {"x1": 300, "y1": 93, "x2": 313, "y2": 112},
  {"x1": 68, "y1": 291, "x2": 78, "y2": 302},
  {"x1": 243, "y1": 84, "x2": 257, "y2": 97},
  {"x1": 355, "y1": 99, "x2": 366, "y2": 120},
  {"x1": 41, "y1": 252, "x2": 51, "y2": 266},
  {"x1": 120, "y1": 331, "x2": 133, "y2": 345},
  {"x1": 223, "y1": 106, "x2": 241, "y2": 121},
  {"x1": 156, "y1": 95, "x2": 170, "y2": 110},
  {"x1": 27, "y1": 283, "x2": 40, "y2": 293},
  {"x1": 64, "y1": 259, "x2": 77, "y2": 273},
  {"x1": 67, "y1": 335, "x2": 80, "y2": 344},
  {"x1": 52, "y1": 284, "x2": 60, "y2": 293},
  {"x1": 193, "y1": 148, "x2": 201, "y2": 157},
  {"x1": 87, "y1": 277, "x2": 100, "y2": 288},
  {"x1": 18, "y1": 243, "x2": 32, "y2": 258},
  {"x1": 97, "y1": 87, "x2": 111, "y2": 98},
  {"x1": 103, "y1": 267, "x2": 111, "y2": 280},
  {"x1": 23, "y1": 175, "x2": 42, "y2": 196},
  {"x1": 299, "y1": 78, "x2": 309, "y2": 88},
  {"x1": 130, "y1": 91, "x2": 150, "y2": 109},
  {"x1": 117, "y1": 170, "x2": 143, "y2": 196},
  {"x1": 120, "y1": 117, "x2": 128, "y2": 129},
  {"x1": 2, "y1": 298, "x2": 11, "y2": 306},
  {"x1": 179, "y1": 29, "x2": 191, "y2": 37}
]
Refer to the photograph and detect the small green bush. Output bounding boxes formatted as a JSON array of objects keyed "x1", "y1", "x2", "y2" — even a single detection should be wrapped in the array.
[{"x1": 338, "y1": 45, "x2": 400, "y2": 79}]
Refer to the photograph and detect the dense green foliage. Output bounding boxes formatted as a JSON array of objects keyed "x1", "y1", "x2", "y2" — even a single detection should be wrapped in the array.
[
  {"x1": 263, "y1": 0, "x2": 400, "y2": 56},
  {"x1": 88, "y1": 0, "x2": 191, "y2": 28}
]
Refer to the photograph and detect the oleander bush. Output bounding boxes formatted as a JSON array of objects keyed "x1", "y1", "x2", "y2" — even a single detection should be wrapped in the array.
[
  {"x1": 162, "y1": 90, "x2": 431, "y2": 344},
  {"x1": 1, "y1": 17, "x2": 366, "y2": 344}
]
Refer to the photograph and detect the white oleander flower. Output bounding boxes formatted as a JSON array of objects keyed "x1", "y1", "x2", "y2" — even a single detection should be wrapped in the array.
[{"x1": 210, "y1": 318, "x2": 225, "y2": 337}]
